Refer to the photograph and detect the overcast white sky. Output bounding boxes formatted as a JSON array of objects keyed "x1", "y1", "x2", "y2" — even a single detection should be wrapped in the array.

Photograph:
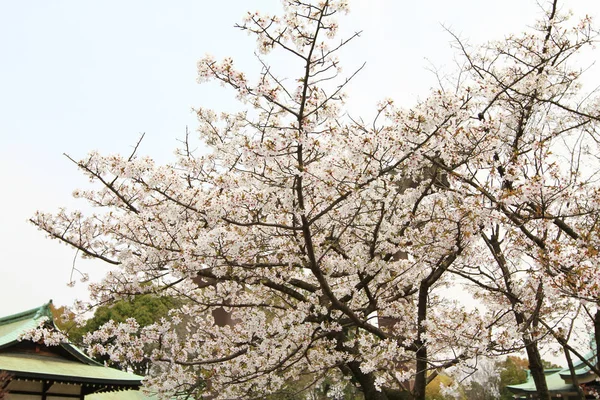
[{"x1": 1, "y1": 0, "x2": 599, "y2": 320}]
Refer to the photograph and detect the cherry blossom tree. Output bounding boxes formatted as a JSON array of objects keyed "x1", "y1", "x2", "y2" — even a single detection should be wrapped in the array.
[
  {"x1": 31, "y1": 0, "x2": 600, "y2": 399},
  {"x1": 437, "y1": 1, "x2": 600, "y2": 398}
]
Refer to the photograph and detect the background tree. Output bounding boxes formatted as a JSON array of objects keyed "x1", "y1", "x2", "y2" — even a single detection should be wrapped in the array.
[
  {"x1": 462, "y1": 356, "x2": 556, "y2": 400},
  {"x1": 72, "y1": 294, "x2": 179, "y2": 339},
  {"x1": 30, "y1": 0, "x2": 600, "y2": 399},
  {"x1": 462, "y1": 358, "x2": 500, "y2": 400},
  {"x1": 54, "y1": 295, "x2": 179, "y2": 375},
  {"x1": 497, "y1": 357, "x2": 529, "y2": 400},
  {"x1": 438, "y1": 1, "x2": 600, "y2": 397}
]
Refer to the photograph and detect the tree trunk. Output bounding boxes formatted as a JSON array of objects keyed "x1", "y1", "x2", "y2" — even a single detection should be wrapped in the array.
[
  {"x1": 413, "y1": 282, "x2": 429, "y2": 400},
  {"x1": 564, "y1": 346, "x2": 585, "y2": 399},
  {"x1": 484, "y1": 232, "x2": 550, "y2": 400},
  {"x1": 523, "y1": 338, "x2": 551, "y2": 400},
  {"x1": 594, "y1": 309, "x2": 600, "y2": 370},
  {"x1": 346, "y1": 361, "x2": 390, "y2": 400}
]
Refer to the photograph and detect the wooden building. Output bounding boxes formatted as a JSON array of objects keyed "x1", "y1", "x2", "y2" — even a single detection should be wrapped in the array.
[
  {"x1": 507, "y1": 352, "x2": 600, "y2": 399},
  {"x1": 0, "y1": 301, "x2": 144, "y2": 400}
]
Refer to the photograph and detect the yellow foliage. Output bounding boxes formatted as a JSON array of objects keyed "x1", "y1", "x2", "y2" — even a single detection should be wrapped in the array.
[{"x1": 426, "y1": 373, "x2": 466, "y2": 400}]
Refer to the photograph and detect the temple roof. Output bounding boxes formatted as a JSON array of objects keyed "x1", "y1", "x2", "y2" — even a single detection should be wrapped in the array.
[
  {"x1": 0, "y1": 353, "x2": 141, "y2": 386},
  {"x1": 89, "y1": 391, "x2": 157, "y2": 400},
  {"x1": 506, "y1": 368, "x2": 577, "y2": 395},
  {"x1": 0, "y1": 301, "x2": 143, "y2": 391},
  {"x1": 0, "y1": 302, "x2": 53, "y2": 350},
  {"x1": 558, "y1": 349, "x2": 597, "y2": 383},
  {"x1": 507, "y1": 350, "x2": 598, "y2": 395}
]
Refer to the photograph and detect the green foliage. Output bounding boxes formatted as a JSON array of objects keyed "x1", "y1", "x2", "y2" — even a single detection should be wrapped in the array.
[
  {"x1": 56, "y1": 294, "x2": 180, "y2": 375},
  {"x1": 498, "y1": 357, "x2": 528, "y2": 400},
  {"x1": 463, "y1": 380, "x2": 497, "y2": 400},
  {"x1": 71, "y1": 294, "x2": 179, "y2": 343},
  {"x1": 462, "y1": 356, "x2": 558, "y2": 400},
  {"x1": 541, "y1": 359, "x2": 560, "y2": 369}
]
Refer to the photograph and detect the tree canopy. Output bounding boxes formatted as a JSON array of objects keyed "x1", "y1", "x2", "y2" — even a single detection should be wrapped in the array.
[
  {"x1": 53, "y1": 295, "x2": 179, "y2": 376},
  {"x1": 31, "y1": 1, "x2": 600, "y2": 399}
]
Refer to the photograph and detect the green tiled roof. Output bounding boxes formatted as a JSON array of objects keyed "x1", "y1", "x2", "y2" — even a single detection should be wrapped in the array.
[
  {"x1": 88, "y1": 390, "x2": 158, "y2": 400},
  {"x1": 0, "y1": 300, "x2": 143, "y2": 389},
  {"x1": 0, "y1": 353, "x2": 141, "y2": 385},
  {"x1": 558, "y1": 349, "x2": 596, "y2": 381},
  {"x1": 507, "y1": 350, "x2": 598, "y2": 395},
  {"x1": 506, "y1": 369, "x2": 577, "y2": 394},
  {"x1": 0, "y1": 301, "x2": 53, "y2": 350}
]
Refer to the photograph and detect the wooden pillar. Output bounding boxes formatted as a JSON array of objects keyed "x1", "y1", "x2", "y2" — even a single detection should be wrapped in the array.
[{"x1": 41, "y1": 381, "x2": 51, "y2": 400}]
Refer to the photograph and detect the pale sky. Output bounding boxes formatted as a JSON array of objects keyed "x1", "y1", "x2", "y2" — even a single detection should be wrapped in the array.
[{"x1": 1, "y1": 0, "x2": 599, "y2": 320}]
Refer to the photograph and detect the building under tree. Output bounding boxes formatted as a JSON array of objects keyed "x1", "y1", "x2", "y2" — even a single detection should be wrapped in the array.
[{"x1": 0, "y1": 301, "x2": 149, "y2": 400}]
